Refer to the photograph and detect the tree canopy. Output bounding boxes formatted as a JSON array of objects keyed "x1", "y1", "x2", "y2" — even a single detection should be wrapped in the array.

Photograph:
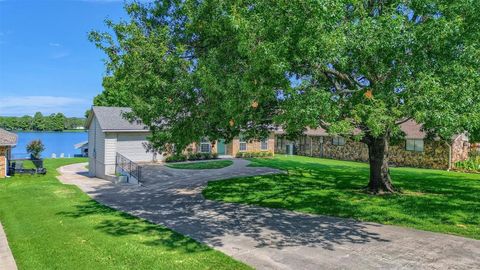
[
  {"x1": 91, "y1": 0, "x2": 480, "y2": 192},
  {"x1": 0, "y1": 113, "x2": 85, "y2": 131}
]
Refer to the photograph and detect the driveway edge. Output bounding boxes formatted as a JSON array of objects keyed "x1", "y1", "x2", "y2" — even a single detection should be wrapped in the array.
[{"x1": 0, "y1": 222, "x2": 18, "y2": 270}]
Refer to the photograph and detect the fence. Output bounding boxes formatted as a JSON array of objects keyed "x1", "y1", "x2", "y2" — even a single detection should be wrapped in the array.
[
  {"x1": 8, "y1": 158, "x2": 46, "y2": 176},
  {"x1": 115, "y1": 153, "x2": 142, "y2": 184}
]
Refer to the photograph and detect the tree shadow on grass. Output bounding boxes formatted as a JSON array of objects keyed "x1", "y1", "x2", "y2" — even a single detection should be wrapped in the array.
[
  {"x1": 57, "y1": 200, "x2": 211, "y2": 253},
  {"x1": 211, "y1": 157, "x2": 480, "y2": 238}
]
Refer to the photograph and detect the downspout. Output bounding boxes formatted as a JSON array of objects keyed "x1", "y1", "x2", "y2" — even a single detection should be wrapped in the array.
[{"x1": 93, "y1": 117, "x2": 97, "y2": 176}]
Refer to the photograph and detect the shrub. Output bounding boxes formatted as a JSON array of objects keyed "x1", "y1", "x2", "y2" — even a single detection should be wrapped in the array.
[
  {"x1": 168, "y1": 152, "x2": 220, "y2": 162},
  {"x1": 26, "y1": 140, "x2": 45, "y2": 160},
  {"x1": 165, "y1": 154, "x2": 187, "y2": 162},
  {"x1": 235, "y1": 151, "x2": 273, "y2": 158},
  {"x1": 202, "y1": 153, "x2": 211, "y2": 160},
  {"x1": 455, "y1": 156, "x2": 480, "y2": 172}
]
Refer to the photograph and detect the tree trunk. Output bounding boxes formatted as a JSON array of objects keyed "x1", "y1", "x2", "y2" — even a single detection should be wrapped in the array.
[{"x1": 366, "y1": 136, "x2": 396, "y2": 194}]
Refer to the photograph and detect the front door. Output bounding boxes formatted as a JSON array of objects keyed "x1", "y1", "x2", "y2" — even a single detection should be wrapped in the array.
[
  {"x1": 217, "y1": 139, "x2": 226, "y2": 155},
  {"x1": 286, "y1": 144, "x2": 293, "y2": 155}
]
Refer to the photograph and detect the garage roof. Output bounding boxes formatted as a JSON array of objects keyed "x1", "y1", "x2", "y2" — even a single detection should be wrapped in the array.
[{"x1": 86, "y1": 106, "x2": 149, "y2": 132}]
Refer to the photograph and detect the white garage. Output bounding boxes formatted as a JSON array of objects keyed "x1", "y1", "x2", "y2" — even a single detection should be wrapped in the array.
[{"x1": 85, "y1": 106, "x2": 160, "y2": 181}]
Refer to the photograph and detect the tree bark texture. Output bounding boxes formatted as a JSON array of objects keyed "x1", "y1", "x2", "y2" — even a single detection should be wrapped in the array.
[{"x1": 366, "y1": 136, "x2": 396, "y2": 193}]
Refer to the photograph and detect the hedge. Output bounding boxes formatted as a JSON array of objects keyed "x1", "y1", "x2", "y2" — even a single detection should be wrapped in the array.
[
  {"x1": 235, "y1": 151, "x2": 273, "y2": 158},
  {"x1": 166, "y1": 152, "x2": 219, "y2": 163}
]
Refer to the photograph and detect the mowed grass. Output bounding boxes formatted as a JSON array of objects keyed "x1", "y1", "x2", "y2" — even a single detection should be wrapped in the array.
[
  {"x1": 0, "y1": 158, "x2": 250, "y2": 270},
  {"x1": 203, "y1": 155, "x2": 480, "y2": 239},
  {"x1": 166, "y1": 160, "x2": 233, "y2": 170}
]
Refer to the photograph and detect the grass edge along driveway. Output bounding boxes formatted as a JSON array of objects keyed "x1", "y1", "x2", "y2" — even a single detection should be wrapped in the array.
[
  {"x1": 203, "y1": 155, "x2": 480, "y2": 239},
  {"x1": 0, "y1": 158, "x2": 250, "y2": 270},
  {"x1": 166, "y1": 160, "x2": 234, "y2": 170}
]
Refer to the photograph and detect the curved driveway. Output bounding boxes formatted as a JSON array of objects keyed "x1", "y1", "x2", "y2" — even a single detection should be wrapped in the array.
[{"x1": 58, "y1": 160, "x2": 480, "y2": 270}]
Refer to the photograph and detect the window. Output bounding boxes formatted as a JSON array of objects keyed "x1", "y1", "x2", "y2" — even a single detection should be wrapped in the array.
[
  {"x1": 332, "y1": 136, "x2": 346, "y2": 146},
  {"x1": 261, "y1": 139, "x2": 268, "y2": 150},
  {"x1": 406, "y1": 139, "x2": 424, "y2": 152},
  {"x1": 200, "y1": 138, "x2": 211, "y2": 153},
  {"x1": 239, "y1": 136, "x2": 247, "y2": 152},
  {"x1": 276, "y1": 137, "x2": 284, "y2": 149}
]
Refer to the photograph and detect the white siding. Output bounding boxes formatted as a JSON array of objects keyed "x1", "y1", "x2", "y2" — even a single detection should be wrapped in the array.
[
  {"x1": 104, "y1": 133, "x2": 117, "y2": 175},
  {"x1": 116, "y1": 132, "x2": 156, "y2": 162},
  {"x1": 88, "y1": 117, "x2": 105, "y2": 178}
]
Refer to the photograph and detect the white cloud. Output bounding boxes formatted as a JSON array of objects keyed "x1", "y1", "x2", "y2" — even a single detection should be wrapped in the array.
[
  {"x1": 49, "y1": 42, "x2": 61, "y2": 47},
  {"x1": 0, "y1": 96, "x2": 90, "y2": 117},
  {"x1": 51, "y1": 51, "x2": 70, "y2": 59}
]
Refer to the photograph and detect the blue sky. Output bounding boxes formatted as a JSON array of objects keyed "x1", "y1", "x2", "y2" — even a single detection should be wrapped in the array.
[{"x1": 0, "y1": 0, "x2": 130, "y2": 117}]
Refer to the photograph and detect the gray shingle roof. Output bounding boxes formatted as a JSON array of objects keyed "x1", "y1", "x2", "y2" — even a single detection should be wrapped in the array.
[
  {"x1": 90, "y1": 106, "x2": 149, "y2": 132},
  {"x1": 0, "y1": 128, "x2": 18, "y2": 146}
]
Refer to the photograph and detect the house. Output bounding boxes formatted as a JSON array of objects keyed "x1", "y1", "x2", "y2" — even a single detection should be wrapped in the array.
[
  {"x1": 86, "y1": 106, "x2": 274, "y2": 180},
  {"x1": 0, "y1": 128, "x2": 18, "y2": 178},
  {"x1": 86, "y1": 106, "x2": 153, "y2": 180},
  {"x1": 274, "y1": 120, "x2": 470, "y2": 170},
  {"x1": 74, "y1": 141, "x2": 89, "y2": 157}
]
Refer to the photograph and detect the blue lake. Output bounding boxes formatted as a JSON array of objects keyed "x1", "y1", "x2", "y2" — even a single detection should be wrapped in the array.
[{"x1": 12, "y1": 132, "x2": 88, "y2": 159}]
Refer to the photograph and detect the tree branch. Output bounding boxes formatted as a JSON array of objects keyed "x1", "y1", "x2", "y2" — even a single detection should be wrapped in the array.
[{"x1": 395, "y1": 117, "x2": 413, "y2": 125}]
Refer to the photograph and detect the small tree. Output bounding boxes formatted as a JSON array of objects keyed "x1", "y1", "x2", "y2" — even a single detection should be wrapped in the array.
[{"x1": 27, "y1": 140, "x2": 45, "y2": 160}]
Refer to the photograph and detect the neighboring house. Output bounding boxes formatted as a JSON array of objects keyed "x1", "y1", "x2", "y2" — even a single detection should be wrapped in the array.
[
  {"x1": 74, "y1": 141, "x2": 89, "y2": 157},
  {"x1": 0, "y1": 128, "x2": 18, "y2": 178},
  {"x1": 86, "y1": 106, "x2": 274, "y2": 180},
  {"x1": 275, "y1": 120, "x2": 470, "y2": 170}
]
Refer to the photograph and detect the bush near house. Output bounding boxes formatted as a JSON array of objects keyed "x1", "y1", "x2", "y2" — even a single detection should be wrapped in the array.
[
  {"x1": 166, "y1": 152, "x2": 219, "y2": 163},
  {"x1": 455, "y1": 155, "x2": 480, "y2": 173},
  {"x1": 235, "y1": 151, "x2": 273, "y2": 158}
]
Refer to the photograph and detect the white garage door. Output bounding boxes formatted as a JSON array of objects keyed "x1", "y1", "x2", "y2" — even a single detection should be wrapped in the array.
[{"x1": 116, "y1": 133, "x2": 154, "y2": 162}]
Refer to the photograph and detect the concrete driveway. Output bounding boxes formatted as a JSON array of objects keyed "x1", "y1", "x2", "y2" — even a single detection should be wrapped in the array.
[{"x1": 58, "y1": 160, "x2": 480, "y2": 270}]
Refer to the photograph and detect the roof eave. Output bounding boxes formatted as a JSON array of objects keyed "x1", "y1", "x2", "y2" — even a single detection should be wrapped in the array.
[
  {"x1": 0, "y1": 143, "x2": 17, "y2": 147},
  {"x1": 85, "y1": 107, "x2": 95, "y2": 129}
]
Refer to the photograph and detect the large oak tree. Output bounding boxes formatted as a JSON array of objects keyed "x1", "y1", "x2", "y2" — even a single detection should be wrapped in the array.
[{"x1": 91, "y1": 0, "x2": 480, "y2": 193}]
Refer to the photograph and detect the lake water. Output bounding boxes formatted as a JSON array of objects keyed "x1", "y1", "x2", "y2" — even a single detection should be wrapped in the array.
[{"x1": 12, "y1": 132, "x2": 88, "y2": 159}]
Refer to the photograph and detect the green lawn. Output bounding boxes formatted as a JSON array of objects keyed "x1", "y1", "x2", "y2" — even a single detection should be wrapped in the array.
[
  {"x1": 203, "y1": 155, "x2": 480, "y2": 239},
  {"x1": 166, "y1": 160, "x2": 233, "y2": 170},
  {"x1": 0, "y1": 158, "x2": 250, "y2": 270}
]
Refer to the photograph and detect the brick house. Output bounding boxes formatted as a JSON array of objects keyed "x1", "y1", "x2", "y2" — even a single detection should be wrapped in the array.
[
  {"x1": 184, "y1": 134, "x2": 275, "y2": 157},
  {"x1": 0, "y1": 128, "x2": 18, "y2": 178},
  {"x1": 274, "y1": 120, "x2": 470, "y2": 170}
]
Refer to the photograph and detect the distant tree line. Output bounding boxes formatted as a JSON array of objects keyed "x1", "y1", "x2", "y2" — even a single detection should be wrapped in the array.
[{"x1": 0, "y1": 112, "x2": 86, "y2": 131}]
